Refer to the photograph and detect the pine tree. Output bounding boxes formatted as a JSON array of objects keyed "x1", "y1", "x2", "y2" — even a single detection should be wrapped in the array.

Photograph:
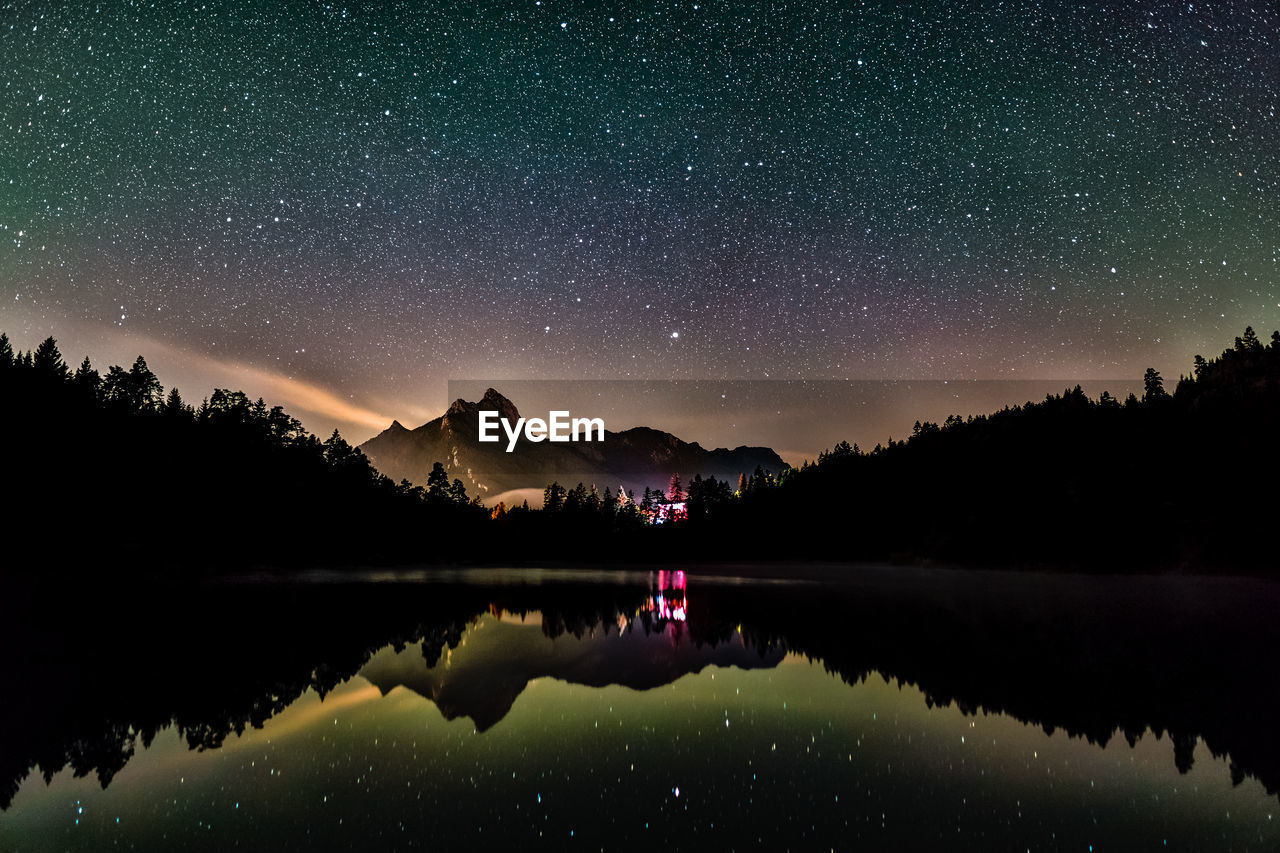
[
  {"x1": 324, "y1": 429, "x2": 354, "y2": 461},
  {"x1": 100, "y1": 364, "x2": 131, "y2": 408},
  {"x1": 668, "y1": 473, "x2": 683, "y2": 503},
  {"x1": 33, "y1": 337, "x2": 70, "y2": 381},
  {"x1": 543, "y1": 481, "x2": 566, "y2": 512},
  {"x1": 1142, "y1": 368, "x2": 1166, "y2": 402},
  {"x1": 426, "y1": 462, "x2": 450, "y2": 500},
  {"x1": 449, "y1": 478, "x2": 469, "y2": 504},
  {"x1": 566, "y1": 482, "x2": 588, "y2": 512},
  {"x1": 129, "y1": 355, "x2": 164, "y2": 412},
  {"x1": 163, "y1": 387, "x2": 188, "y2": 417},
  {"x1": 73, "y1": 356, "x2": 101, "y2": 398}
]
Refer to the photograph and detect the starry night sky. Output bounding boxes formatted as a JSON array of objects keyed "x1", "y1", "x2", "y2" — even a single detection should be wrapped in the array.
[{"x1": 3, "y1": 1, "x2": 1278, "y2": 440}]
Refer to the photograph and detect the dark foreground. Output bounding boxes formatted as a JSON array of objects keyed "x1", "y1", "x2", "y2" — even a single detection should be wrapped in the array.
[{"x1": 1, "y1": 565, "x2": 1278, "y2": 851}]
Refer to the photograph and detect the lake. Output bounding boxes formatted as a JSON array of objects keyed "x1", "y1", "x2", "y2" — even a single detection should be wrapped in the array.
[{"x1": 1, "y1": 566, "x2": 1277, "y2": 850}]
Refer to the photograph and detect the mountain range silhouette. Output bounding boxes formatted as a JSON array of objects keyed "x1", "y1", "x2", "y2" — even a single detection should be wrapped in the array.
[{"x1": 358, "y1": 388, "x2": 788, "y2": 501}]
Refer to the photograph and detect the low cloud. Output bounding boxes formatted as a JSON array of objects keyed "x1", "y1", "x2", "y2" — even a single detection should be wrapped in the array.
[
  {"x1": 98, "y1": 331, "x2": 394, "y2": 434},
  {"x1": 485, "y1": 487, "x2": 545, "y2": 509},
  {"x1": 216, "y1": 359, "x2": 391, "y2": 430}
]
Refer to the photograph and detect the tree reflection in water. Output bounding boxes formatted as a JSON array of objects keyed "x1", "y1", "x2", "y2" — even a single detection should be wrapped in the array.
[{"x1": 3, "y1": 567, "x2": 1279, "y2": 815}]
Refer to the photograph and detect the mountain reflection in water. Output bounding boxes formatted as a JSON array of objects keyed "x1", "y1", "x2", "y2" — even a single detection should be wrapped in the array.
[
  {"x1": 2, "y1": 567, "x2": 1279, "y2": 850},
  {"x1": 362, "y1": 572, "x2": 780, "y2": 732}
]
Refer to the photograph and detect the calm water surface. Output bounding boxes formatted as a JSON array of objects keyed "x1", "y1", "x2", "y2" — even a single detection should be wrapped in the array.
[{"x1": 1, "y1": 567, "x2": 1277, "y2": 850}]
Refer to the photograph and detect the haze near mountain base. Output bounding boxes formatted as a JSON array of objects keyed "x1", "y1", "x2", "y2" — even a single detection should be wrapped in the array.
[{"x1": 358, "y1": 388, "x2": 787, "y2": 506}]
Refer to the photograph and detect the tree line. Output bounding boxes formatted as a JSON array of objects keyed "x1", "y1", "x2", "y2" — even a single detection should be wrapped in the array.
[
  {"x1": 4, "y1": 326, "x2": 1279, "y2": 572},
  {"x1": 510, "y1": 326, "x2": 1280, "y2": 569},
  {"x1": 0, "y1": 333, "x2": 486, "y2": 571},
  {"x1": 695, "y1": 326, "x2": 1280, "y2": 568}
]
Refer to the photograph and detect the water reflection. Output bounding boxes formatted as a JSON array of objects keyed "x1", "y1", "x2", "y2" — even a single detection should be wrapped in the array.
[
  {"x1": 2, "y1": 568, "x2": 1280, "y2": 850},
  {"x1": 364, "y1": 621, "x2": 777, "y2": 733},
  {"x1": 360, "y1": 570, "x2": 770, "y2": 732},
  {"x1": 644, "y1": 569, "x2": 688, "y2": 622}
]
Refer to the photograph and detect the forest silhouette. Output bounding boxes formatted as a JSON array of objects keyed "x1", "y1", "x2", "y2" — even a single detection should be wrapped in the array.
[
  {"x1": 2, "y1": 327, "x2": 1278, "y2": 571},
  {"x1": 0, "y1": 333, "x2": 487, "y2": 569},
  {"x1": 695, "y1": 326, "x2": 1280, "y2": 569}
]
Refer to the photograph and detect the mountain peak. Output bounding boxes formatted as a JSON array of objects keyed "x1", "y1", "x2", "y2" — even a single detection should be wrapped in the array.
[
  {"x1": 359, "y1": 394, "x2": 786, "y2": 501},
  {"x1": 480, "y1": 387, "x2": 507, "y2": 404},
  {"x1": 388, "y1": 419, "x2": 407, "y2": 431},
  {"x1": 445, "y1": 388, "x2": 520, "y2": 421}
]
